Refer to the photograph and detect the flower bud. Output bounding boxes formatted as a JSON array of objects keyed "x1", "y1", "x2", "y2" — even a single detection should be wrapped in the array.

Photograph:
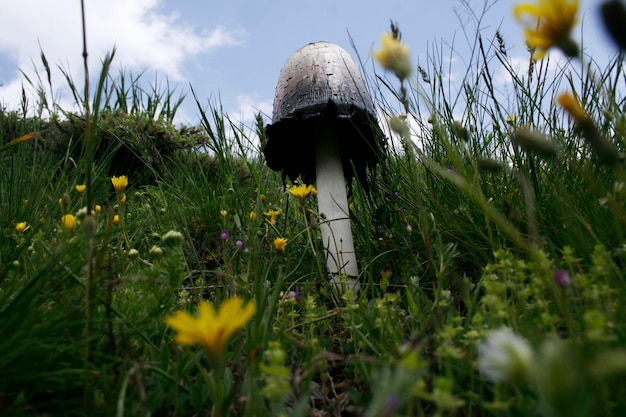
[
  {"x1": 512, "y1": 128, "x2": 559, "y2": 159},
  {"x1": 82, "y1": 215, "x2": 97, "y2": 236},
  {"x1": 161, "y1": 230, "x2": 184, "y2": 247}
]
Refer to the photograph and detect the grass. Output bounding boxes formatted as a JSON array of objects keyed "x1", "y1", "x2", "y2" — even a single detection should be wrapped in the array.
[{"x1": 1, "y1": 2, "x2": 626, "y2": 416}]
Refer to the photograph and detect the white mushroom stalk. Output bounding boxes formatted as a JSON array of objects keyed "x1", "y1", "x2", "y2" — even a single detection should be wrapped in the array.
[{"x1": 314, "y1": 122, "x2": 360, "y2": 294}]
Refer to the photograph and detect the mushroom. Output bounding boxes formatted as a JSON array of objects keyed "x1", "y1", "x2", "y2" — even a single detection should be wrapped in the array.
[{"x1": 263, "y1": 41, "x2": 385, "y2": 294}]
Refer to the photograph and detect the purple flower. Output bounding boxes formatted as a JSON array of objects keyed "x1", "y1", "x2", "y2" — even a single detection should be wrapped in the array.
[
  {"x1": 220, "y1": 229, "x2": 230, "y2": 241},
  {"x1": 554, "y1": 269, "x2": 571, "y2": 287},
  {"x1": 236, "y1": 240, "x2": 246, "y2": 250},
  {"x1": 399, "y1": 337, "x2": 420, "y2": 355},
  {"x1": 393, "y1": 191, "x2": 400, "y2": 198},
  {"x1": 449, "y1": 165, "x2": 457, "y2": 173},
  {"x1": 287, "y1": 286, "x2": 302, "y2": 304}
]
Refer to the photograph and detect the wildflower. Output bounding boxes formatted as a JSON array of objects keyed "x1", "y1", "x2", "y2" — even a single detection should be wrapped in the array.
[
  {"x1": 220, "y1": 229, "x2": 230, "y2": 241},
  {"x1": 15, "y1": 222, "x2": 29, "y2": 234},
  {"x1": 149, "y1": 245, "x2": 163, "y2": 258},
  {"x1": 111, "y1": 175, "x2": 128, "y2": 194},
  {"x1": 286, "y1": 286, "x2": 302, "y2": 304},
  {"x1": 61, "y1": 214, "x2": 77, "y2": 233},
  {"x1": 128, "y1": 248, "x2": 139, "y2": 259},
  {"x1": 554, "y1": 269, "x2": 572, "y2": 287},
  {"x1": 264, "y1": 209, "x2": 282, "y2": 226},
  {"x1": 161, "y1": 230, "x2": 184, "y2": 247},
  {"x1": 113, "y1": 214, "x2": 120, "y2": 226},
  {"x1": 477, "y1": 326, "x2": 535, "y2": 383},
  {"x1": 507, "y1": 115, "x2": 518, "y2": 125},
  {"x1": 273, "y1": 237, "x2": 288, "y2": 254},
  {"x1": 76, "y1": 206, "x2": 88, "y2": 219},
  {"x1": 75, "y1": 184, "x2": 86, "y2": 194},
  {"x1": 289, "y1": 183, "x2": 317, "y2": 203},
  {"x1": 514, "y1": 0, "x2": 579, "y2": 60},
  {"x1": 557, "y1": 92, "x2": 588, "y2": 123},
  {"x1": 94, "y1": 204, "x2": 102, "y2": 214},
  {"x1": 250, "y1": 211, "x2": 258, "y2": 221},
  {"x1": 165, "y1": 296, "x2": 256, "y2": 358},
  {"x1": 236, "y1": 240, "x2": 246, "y2": 250},
  {"x1": 558, "y1": 92, "x2": 622, "y2": 165},
  {"x1": 220, "y1": 209, "x2": 227, "y2": 217},
  {"x1": 373, "y1": 32, "x2": 412, "y2": 80}
]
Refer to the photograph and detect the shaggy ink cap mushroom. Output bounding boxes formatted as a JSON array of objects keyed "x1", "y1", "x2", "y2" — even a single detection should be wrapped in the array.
[
  {"x1": 264, "y1": 42, "x2": 386, "y2": 295},
  {"x1": 263, "y1": 41, "x2": 385, "y2": 186}
]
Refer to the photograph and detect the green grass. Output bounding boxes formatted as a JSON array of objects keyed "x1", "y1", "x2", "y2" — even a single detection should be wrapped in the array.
[{"x1": 1, "y1": 4, "x2": 626, "y2": 416}]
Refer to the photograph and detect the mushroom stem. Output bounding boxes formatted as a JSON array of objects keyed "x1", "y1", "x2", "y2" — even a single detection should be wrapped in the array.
[{"x1": 314, "y1": 122, "x2": 360, "y2": 294}]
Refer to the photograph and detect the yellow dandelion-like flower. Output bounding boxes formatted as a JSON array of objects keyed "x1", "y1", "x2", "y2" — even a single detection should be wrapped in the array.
[
  {"x1": 220, "y1": 209, "x2": 227, "y2": 217},
  {"x1": 249, "y1": 211, "x2": 257, "y2": 221},
  {"x1": 15, "y1": 222, "x2": 29, "y2": 234},
  {"x1": 289, "y1": 184, "x2": 317, "y2": 203},
  {"x1": 373, "y1": 32, "x2": 412, "y2": 80},
  {"x1": 273, "y1": 237, "x2": 288, "y2": 254},
  {"x1": 556, "y1": 92, "x2": 588, "y2": 123},
  {"x1": 264, "y1": 209, "x2": 282, "y2": 226},
  {"x1": 61, "y1": 214, "x2": 77, "y2": 233},
  {"x1": 113, "y1": 214, "x2": 120, "y2": 226},
  {"x1": 514, "y1": 0, "x2": 579, "y2": 60},
  {"x1": 75, "y1": 184, "x2": 86, "y2": 194},
  {"x1": 111, "y1": 175, "x2": 128, "y2": 194},
  {"x1": 95, "y1": 204, "x2": 102, "y2": 214},
  {"x1": 165, "y1": 297, "x2": 256, "y2": 358}
]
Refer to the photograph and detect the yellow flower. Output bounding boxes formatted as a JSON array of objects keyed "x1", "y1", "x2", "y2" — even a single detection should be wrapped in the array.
[
  {"x1": 556, "y1": 92, "x2": 588, "y2": 123},
  {"x1": 273, "y1": 237, "x2": 288, "y2": 254},
  {"x1": 220, "y1": 209, "x2": 227, "y2": 217},
  {"x1": 373, "y1": 32, "x2": 412, "y2": 80},
  {"x1": 111, "y1": 175, "x2": 128, "y2": 194},
  {"x1": 165, "y1": 297, "x2": 256, "y2": 357},
  {"x1": 264, "y1": 209, "x2": 282, "y2": 226},
  {"x1": 15, "y1": 222, "x2": 28, "y2": 234},
  {"x1": 249, "y1": 211, "x2": 257, "y2": 221},
  {"x1": 289, "y1": 184, "x2": 317, "y2": 203},
  {"x1": 113, "y1": 214, "x2": 120, "y2": 226},
  {"x1": 95, "y1": 204, "x2": 102, "y2": 214},
  {"x1": 75, "y1": 184, "x2": 86, "y2": 194},
  {"x1": 61, "y1": 214, "x2": 77, "y2": 232},
  {"x1": 514, "y1": 0, "x2": 579, "y2": 60}
]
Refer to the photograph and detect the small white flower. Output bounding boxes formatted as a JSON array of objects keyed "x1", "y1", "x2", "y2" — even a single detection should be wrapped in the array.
[{"x1": 477, "y1": 326, "x2": 534, "y2": 383}]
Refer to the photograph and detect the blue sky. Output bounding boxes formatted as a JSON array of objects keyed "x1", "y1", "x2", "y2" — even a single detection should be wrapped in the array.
[{"x1": 0, "y1": 0, "x2": 616, "y2": 128}]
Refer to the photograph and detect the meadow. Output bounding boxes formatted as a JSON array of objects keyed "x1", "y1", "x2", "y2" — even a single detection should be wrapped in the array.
[{"x1": 1, "y1": 0, "x2": 626, "y2": 416}]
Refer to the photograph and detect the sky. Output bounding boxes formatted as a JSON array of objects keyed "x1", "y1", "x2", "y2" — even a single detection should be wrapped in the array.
[{"x1": 0, "y1": 0, "x2": 618, "y2": 130}]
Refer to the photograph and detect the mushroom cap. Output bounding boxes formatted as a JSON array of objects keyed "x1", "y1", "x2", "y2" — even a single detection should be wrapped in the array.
[{"x1": 263, "y1": 41, "x2": 385, "y2": 184}]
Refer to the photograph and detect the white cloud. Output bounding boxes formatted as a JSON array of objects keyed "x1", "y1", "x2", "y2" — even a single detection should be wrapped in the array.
[
  {"x1": 0, "y1": 0, "x2": 246, "y2": 114},
  {"x1": 231, "y1": 94, "x2": 273, "y2": 124}
]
